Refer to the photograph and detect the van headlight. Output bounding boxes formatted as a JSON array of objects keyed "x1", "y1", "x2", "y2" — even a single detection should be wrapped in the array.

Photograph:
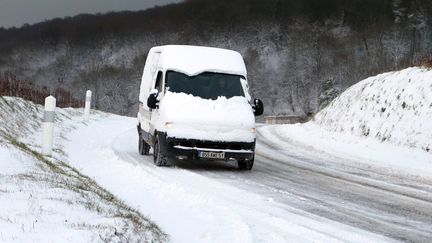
[{"x1": 165, "y1": 122, "x2": 173, "y2": 128}]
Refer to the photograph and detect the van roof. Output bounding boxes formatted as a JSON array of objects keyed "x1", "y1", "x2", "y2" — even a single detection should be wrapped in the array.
[{"x1": 152, "y1": 45, "x2": 247, "y2": 77}]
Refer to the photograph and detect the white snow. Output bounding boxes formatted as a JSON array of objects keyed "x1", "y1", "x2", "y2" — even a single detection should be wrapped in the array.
[
  {"x1": 62, "y1": 113, "x2": 391, "y2": 243},
  {"x1": 261, "y1": 123, "x2": 432, "y2": 177},
  {"x1": 0, "y1": 147, "x2": 127, "y2": 242},
  {"x1": 139, "y1": 45, "x2": 247, "y2": 103},
  {"x1": 270, "y1": 67, "x2": 432, "y2": 177},
  {"x1": 157, "y1": 45, "x2": 247, "y2": 77},
  {"x1": 5, "y1": 66, "x2": 429, "y2": 242},
  {"x1": 156, "y1": 91, "x2": 256, "y2": 142},
  {"x1": 316, "y1": 67, "x2": 432, "y2": 152},
  {"x1": 0, "y1": 97, "x2": 166, "y2": 242}
]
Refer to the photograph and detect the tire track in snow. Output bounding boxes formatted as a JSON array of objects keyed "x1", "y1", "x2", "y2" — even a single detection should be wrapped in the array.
[
  {"x1": 252, "y1": 126, "x2": 432, "y2": 242},
  {"x1": 109, "y1": 128, "x2": 392, "y2": 243}
]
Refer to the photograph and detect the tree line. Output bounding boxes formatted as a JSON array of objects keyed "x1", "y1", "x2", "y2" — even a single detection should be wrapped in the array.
[
  {"x1": 0, "y1": 0, "x2": 430, "y2": 116},
  {"x1": 1, "y1": 0, "x2": 430, "y2": 51}
]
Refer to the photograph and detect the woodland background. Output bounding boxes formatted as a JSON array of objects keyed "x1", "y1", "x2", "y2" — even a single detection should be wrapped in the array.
[{"x1": 0, "y1": 0, "x2": 430, "y2": 116}]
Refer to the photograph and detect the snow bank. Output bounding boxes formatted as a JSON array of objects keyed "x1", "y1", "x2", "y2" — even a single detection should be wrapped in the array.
[
  {"x1": 157, "y1": 91, "x2": 256, "y2": 142},
  {"x1": 268, "y1": 67, "x2": 432, "y2": 176},
  {"x1": 0, "y1": 97, "x2": 167, "y2": 242},
  {"x1": 315, "y1": 67, "x2": 432, "y2": 153},
  {"x1": 0, "y1": 146, "x2": 138, "y2": 242}
]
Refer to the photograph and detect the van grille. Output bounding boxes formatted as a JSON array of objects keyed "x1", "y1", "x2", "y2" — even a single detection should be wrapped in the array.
[{"x1": 168, "y1": 138, "x2": 254, "y2": 151}]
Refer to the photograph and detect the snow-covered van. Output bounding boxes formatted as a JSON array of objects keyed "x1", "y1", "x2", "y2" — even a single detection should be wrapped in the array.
[{"x1": 137, "y1": 45, "x2": 263, "y2": 170}]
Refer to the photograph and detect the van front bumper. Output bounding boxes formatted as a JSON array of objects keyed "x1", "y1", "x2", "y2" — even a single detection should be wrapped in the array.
[{"x1": 157, "y1": 132, "x2": 255, "y2": 161}]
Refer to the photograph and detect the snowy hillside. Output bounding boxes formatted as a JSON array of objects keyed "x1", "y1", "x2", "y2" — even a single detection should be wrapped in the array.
[
  {"x1": 315, "y1": 67, "x2": 432, "y2": 153},
  {"x1": 0, "y1": 97, "x2": 167, "y2": 242},
  {"x1": 264, "y1": 67, "x2": 432, "y2": 176},
  {"x1": 1, "y1": 1, "x2": 431, "y2": 117},
  {"x1": 2, "y1": 92, "x2": 430, "y2": 241}
]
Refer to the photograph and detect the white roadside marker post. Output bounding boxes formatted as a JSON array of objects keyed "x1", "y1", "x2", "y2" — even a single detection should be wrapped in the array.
[
  {"x1": 84, "y1": 90, "x2": 92, "y2": 118},
  {"x1": 42, "y1": 96, "x2": 56, "y2": 156}
]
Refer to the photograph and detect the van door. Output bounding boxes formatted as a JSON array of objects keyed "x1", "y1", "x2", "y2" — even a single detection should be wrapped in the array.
[
  {"x1": 139, "y1": 52, "x2": 161, "y2": 134},
  {"x1": 148, "y1": 70, "x2": 164, "y2": 135}
]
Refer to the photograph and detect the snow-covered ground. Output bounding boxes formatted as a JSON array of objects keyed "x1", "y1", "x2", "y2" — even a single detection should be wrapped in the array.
[
  {"x1": 269, "y1": 67, "x2": 432, "y2": 177},
  {"x1": 1, "y1": 67, "x2": 431, "y2": 242},
  {"x1": 315, "y1": 67, "x2": 432, "y2": 152},
  {"x1": 61, "y1": 112, "x2": 393, "y2": 243},
  {"x1": 252, "y1": 67, "x2": 432, "y2": 241},
  {"x1": 5, "y1": 98, "x2": 390, "y2": 242},
  {"x1": 0, "y1": 97, "x2": 166, "y2": 242}
]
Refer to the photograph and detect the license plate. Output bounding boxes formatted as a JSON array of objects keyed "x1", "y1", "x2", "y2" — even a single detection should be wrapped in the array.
[{"x1": 199, "y1": 151, "x2": 225, "y2": 159}]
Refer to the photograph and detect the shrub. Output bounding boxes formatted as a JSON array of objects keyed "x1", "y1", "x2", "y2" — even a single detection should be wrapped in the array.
[
  {"x1": 0, "y1": 71, "x2": 83, "y2": 107},
  {"x1": 420, "y1": 56, "x2": 432, "y2": 69}
]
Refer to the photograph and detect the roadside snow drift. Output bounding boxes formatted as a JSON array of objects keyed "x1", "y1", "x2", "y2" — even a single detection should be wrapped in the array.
[
  {"x1": 0, "y1": 97, "x2": 167, "y2": 242},
  {"x1": 315, "y1": 67, "x2": 432, "y2": 153},
  {"x1": 265, "y1": 67, "x2": 432, "y2": 176}
]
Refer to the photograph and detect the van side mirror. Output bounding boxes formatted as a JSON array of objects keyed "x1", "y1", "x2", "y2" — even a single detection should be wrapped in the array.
[
  {"x1": 147, "y1": 92, "x2": 158, "y2": 109},
  {"x1": 253, "y1": 99, "x2": 264, "y2": 116}
]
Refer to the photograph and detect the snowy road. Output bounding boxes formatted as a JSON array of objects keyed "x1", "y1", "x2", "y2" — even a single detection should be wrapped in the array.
[
  {"x1": 65, "y1": 116, "x2": 432, "y2": 242},
  {"x1": 254, "y1": 126, "x2": 432, "y2": 242}
]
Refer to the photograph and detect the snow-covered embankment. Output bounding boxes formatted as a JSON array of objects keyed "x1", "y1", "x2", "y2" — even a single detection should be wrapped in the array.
[
  {"x1": 0, "y1": 97, "x2": 167, "y2": 242},
  {"x1": 261, "y1": 67, "x2": 432, "y2": 176}
]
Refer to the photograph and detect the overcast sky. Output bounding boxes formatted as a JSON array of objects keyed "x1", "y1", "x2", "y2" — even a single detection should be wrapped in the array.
[{"x1": 0, "y1": 0, "x2": 181, "y2": 28}]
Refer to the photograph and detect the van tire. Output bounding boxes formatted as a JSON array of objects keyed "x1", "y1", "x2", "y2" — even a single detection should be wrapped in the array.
[
  {"x1": 237, "y1": 157, "x2": 254, "y2": 170},
  {"x1": 153, "y1": 136, "x2": 168, "y2": 166},
  {"x1": 138, "y1": 133, "x2": 150, "y2": 155}
]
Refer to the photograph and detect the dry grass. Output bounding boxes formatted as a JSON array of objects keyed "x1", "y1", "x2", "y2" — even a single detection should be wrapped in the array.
[
  {"x1": 0, "y1": 97, "x2": 168, "y2": 242},
  {"x1": 420, "y1": 57, "x2": 432, "y2": 69},
  {"x1": 6, "y1": 136, "x2": 168, "y2": 242}
]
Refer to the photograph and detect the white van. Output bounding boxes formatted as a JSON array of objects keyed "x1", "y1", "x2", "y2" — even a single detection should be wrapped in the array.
[{"x1": 137, "y1": 45, "x2": 263, "y2": 170}]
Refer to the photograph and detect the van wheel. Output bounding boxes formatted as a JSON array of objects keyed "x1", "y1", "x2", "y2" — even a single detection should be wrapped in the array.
[
  {"x1": 138, "y1": 133, "x2": 150, "y2": 155},
  {"x1": 237, "y1": 157, "x2": 254, "y2": 170},
  {"x1": 153, "y1": 136, "x2": 168, "y2": 166}
]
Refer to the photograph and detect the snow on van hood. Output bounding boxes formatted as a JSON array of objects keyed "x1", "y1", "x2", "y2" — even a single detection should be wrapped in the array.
[{"x1": 156, "y1": 91, "x2": 256, "y2": 142}]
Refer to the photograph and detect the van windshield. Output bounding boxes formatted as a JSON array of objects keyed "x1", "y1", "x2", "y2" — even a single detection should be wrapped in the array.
[{"x1": 165, "y1": 71, "x2": 245, "y2": 99}]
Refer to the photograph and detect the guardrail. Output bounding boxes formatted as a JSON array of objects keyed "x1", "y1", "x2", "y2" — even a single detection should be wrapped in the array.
[{"x1": 265, "y1": 115, "x2": 312, "y2": 124}]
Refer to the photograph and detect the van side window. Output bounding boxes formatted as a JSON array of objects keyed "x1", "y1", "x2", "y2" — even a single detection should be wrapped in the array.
[{"x1": 155, "y1": 71, "x2": 163, "y2": 93}]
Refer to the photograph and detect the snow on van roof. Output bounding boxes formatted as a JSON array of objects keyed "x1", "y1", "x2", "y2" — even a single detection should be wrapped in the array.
[{"x1": 154, "y1": 45, "x2": 247, "y2": 77}]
